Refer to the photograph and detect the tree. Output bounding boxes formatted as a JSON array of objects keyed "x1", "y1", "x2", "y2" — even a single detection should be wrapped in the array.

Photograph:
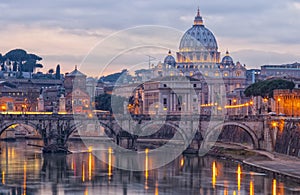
[
  {"x1": 95, "y1": 94, "x2": 127, "y2": 114},
  {"x1": 244, "y1": 79, "x2": 295, "y2": 99},
  {"x1": 25, "y1": 53, "x2": 43, "y2": 72},
  {"x1": 4, "y1": 49, "x2": 43, "y2": 73},
  {"x1": 55, "y1": 64, "x2": 61, "y2": 79},
  {"x1": 0, "y1": 54, "x2": 6, "y2": 71},
  {"x1": 5, "y1": 49, "x2": 27, "y2": 72},
  {"x1": 48, "y1": 69, "x2": 54, "y2": 74}
]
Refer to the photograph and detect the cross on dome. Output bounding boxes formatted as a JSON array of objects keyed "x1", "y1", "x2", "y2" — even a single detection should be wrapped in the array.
[{"x1": 194, "y1": 7, "x2": 203, "y2": 25}]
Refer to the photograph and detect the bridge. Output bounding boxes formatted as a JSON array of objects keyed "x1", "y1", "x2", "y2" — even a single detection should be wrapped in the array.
[{"x1": 0, "y1": 113, "x2": 288, "y2": 153}]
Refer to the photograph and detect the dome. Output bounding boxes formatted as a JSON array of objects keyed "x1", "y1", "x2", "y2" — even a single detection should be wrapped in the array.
[
  {"x1": 179, "y1": 9, "x2": 218, "y2": 52},
  {"x1": 164, "y1": 50, "x2": 176, "y2": 67},
  {"x1": 221, "y1": 50, "x2": 234, "y2": 66}
]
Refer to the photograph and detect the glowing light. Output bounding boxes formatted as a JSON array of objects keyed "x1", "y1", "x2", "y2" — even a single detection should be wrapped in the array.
[
  {"x1": 233, "y1": 191, "x2": 236, "y2": 195},
  {"x1": 224, "y1": 181, "x2": 228, "y2": 195},
  {"x1": 108, "y1": 147, "x2": 112, "y2": 180},
  {"x1": 84, "y1": 187, "x2": 88, "y2": 195},
  {"x1": 278, "y1": 98, "x2": 281, "y2": 102},
  {"x1": 155, "y1": 181, "x2": 159, "y2": 195},
  {"x1": 145, "y1": 148, "x2": 149, "y2": 190},
  {"x1": 23, "y1": 161, "x2": 27, "y2": 195},
  {"x1": 233, "y1": 99, "x2": 237, "y2": 103},
  {"x1": 71, "y1": 158, "x2": 74, "y2": 170},
  {"x1": 250, "y1": 101, "x2": 253, "y2": 105},
  {"x1": 278, "y1": 182, "x2": 284, "y2": 195},
  {"x1": 212, "y1": 161, "x2": 217, "y2": 189},
  {"x1": 88, "y1": 152, "x2": 92, "y2": 181},
  {"x1": 237, "y1": 164, "x2": 242, "y2": 191},
  {"x1": 12, "y1": 148, "x2": 15, "y2": 158},
  {"x1": 180, "y1": 158, "x2": 184, "y2": 167},
  {"x1": 82, "y1": 162, "x2": 85, "y2": 182},
  {"x1": 250, "y1": 180, "x2": 254, "y2": 195},
  {"x1": 2, "y1": 171, "x2": 5, "y2": 185},
  {"x1": 272, "y1": 122, "x2": 277, "y2": 127},
  {"x1": 273, "y1": 179, "x2": 277, "y2": 195},
  {"x1": 225, "y1": 103, "x2": 250, "y2": 108}
]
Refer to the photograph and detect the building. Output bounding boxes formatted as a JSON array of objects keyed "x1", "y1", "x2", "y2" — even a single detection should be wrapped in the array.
[
  {"x1": 64, "y1": 66, "x2": 87, "y2": 95},
  {"x1": 66, "y1": 88, "x2": 90, "y2": 113},
  {"x1": 176, "y1": 9, "x2": 220, "y2": 73},
  {"x1": 246, "y1": 69, "x2": 261, "y2": 85},
  {"x1": 273, "y1": 89, "x2": 300, "y2": 116},
  {"x1": 133, "y1": 8, "x2": 248, "y2": 115},
  {"x1": 64, "y1": 66, "x2": 91, "y2": 113},
  {"x1": 0, "y1": 81, "x2": 40, "y2": 111},
  {"x1": 143, "y1": 76, "x2": 202, "y2": 115},
  {"x1": 261, "y1": 62, "x2": 300, "y2": 79},
  {"x1": 40, "y1": 86, "x2": 65, "y2": 112}
]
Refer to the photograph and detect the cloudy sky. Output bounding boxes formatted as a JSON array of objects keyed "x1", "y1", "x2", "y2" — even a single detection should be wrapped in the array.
[{"x1": 1, "y1": 0, "x2": 300, "y2": 76}]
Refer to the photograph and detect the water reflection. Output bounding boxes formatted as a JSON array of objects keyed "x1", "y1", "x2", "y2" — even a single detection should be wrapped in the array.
[
  {"x1": 0, "y1": 140, "x2": 298, "y2": 194},
  {"x1": 237, "y1": 164, "x2": 242, "y2": 192},
  {"x1": 23, "y1": 161, "x2": 27, "y2": 195},
  {"x1": 212, "y1": 161, "x2": 217, "y2": 189},
  {"x1": 108, "y1": 147, "x2": 113, "y2": 180},
  {"x1": 273, "y1": 179, "x2": 277, "y2": 195},
  {"x1": 249, "y1": 177, "x2": 254, "y2": 195},
  {"x1": 144, "y1": 148, "x2": 149, "y2": 190}
]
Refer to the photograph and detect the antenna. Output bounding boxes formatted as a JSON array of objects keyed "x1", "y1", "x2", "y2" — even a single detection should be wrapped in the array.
[{"x1": 146, "y1": 55, "x2": 156, "y2": 69}]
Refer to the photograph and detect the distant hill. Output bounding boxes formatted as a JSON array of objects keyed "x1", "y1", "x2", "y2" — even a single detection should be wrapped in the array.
[{"x1": 99, "y1": 69, "x2": 133, "y2": 83}]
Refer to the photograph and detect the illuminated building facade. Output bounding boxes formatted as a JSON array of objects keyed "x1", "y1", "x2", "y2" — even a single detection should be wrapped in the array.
[{"x1": 273, "y1": 89, "x2": 300, "y2": 116}]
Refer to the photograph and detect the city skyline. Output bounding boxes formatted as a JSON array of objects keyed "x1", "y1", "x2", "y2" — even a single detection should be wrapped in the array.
[{"x1": 0, "y1": 0, "x2": 300, "y2": 76}]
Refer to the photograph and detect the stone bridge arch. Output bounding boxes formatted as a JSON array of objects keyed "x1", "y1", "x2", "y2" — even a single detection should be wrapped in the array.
[
  {"x1": 67, "y1": 120, "x2": 117, "y2": 139},
  {"x1": 203, "y1": 121, "x2": 259, "y2": 149},
  {"x1": 138, "y1": 121, "x2": 195, "y2": 146},
  {"x1": 0, "y1": 121, "x2": 41, "y2": 137}
]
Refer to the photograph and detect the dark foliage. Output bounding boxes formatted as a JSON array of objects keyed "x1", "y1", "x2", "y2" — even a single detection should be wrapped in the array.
[
  {"x1": 244, "y1": 79, "x2": 295, "y2": 98},
  {"x1": 95, "y1": 94, "x2": 127, "y2": 114},
  {"x1": 4, "y1": 48, "x2": 43, "y2": 73}
]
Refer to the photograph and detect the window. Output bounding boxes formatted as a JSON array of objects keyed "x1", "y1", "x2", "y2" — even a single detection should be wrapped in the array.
[
  {"x1": 178, "y1": 96, "x2": 182, "y2": 105},
  {"x1": 163, "y1": 98, "x2": 167, "y2": 105},
  {"x1": 193, "y1": 84, "x2": 197, "y2": 88}
]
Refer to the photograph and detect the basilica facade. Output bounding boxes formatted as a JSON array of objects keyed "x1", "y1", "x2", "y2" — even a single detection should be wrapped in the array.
[{"x1": 133, "y1": 9, "x2": 249, "y2": 115}]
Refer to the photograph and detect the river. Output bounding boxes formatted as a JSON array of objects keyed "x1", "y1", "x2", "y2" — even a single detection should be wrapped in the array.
[{"x1": 0, "y1": 140, "x2": 299, "y2": 195}]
